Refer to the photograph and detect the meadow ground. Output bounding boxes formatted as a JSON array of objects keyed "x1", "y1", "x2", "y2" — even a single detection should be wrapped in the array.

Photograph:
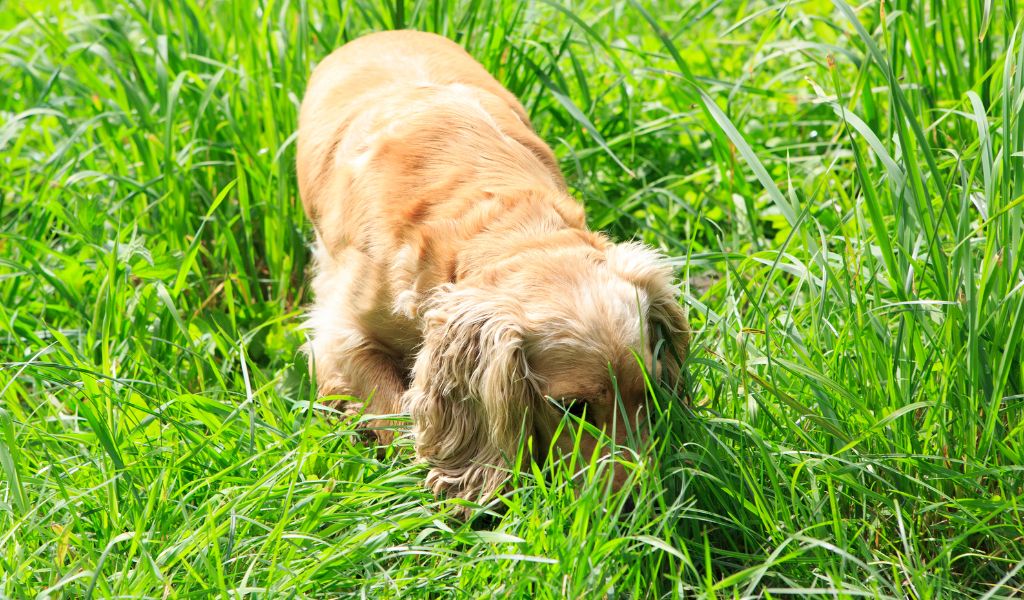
[{"x1": 2, "y1": 0, "x2": 1024, "y2": 597}]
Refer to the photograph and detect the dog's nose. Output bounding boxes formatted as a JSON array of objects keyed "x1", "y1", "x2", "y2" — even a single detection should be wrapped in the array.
[{"x1": 621, "y1": 496, "x2": 636, "y2": 513}]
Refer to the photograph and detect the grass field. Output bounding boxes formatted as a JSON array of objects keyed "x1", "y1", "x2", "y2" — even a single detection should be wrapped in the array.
[{"x1": 2, "y1": 0, "x2": 1024, "y2": 597}]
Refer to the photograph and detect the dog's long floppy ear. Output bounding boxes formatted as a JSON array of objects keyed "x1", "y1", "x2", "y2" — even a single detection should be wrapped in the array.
[
  {"x1": 606, "y1": 242, "x2": 690, "y2": 387},
  {"x1": 403, "y1": 285, "x2": 536, "y2": 504}
]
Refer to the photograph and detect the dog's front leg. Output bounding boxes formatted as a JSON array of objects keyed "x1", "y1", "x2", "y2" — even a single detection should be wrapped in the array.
[{"x1": 309, "y1": 324, "x2": 407, "y2": 445}]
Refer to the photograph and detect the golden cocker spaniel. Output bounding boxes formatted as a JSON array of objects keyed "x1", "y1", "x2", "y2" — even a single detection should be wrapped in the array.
[{"x1": 297, "y1": 30, "x2": 689, "y2": 505}]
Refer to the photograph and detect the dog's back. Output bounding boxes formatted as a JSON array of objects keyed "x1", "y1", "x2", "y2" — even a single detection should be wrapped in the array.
[
  {"x1": 299, "y1": 30, "x2": 528, "y2": 140},
  {"x1": 297, "y1": 30, "x2": 564, "y2": 254}
]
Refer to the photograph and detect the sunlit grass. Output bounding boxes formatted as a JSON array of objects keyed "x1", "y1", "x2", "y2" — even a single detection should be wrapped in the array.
[{"x1": 1, "y1": 0, "x2": 1022, "y2": 597}]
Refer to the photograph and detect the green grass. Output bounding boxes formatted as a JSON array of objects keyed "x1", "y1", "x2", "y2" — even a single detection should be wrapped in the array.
[{"x1": 2, "y1": 0, "x2": 1023, "y2": 597}]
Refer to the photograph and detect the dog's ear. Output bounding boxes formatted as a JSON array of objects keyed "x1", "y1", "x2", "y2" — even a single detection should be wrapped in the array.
[
  {"x1": 605, "y1": 242, "x2": 690, "y2": 388},
  {"x1": 648, "y1": 286, "x2": 689, "y2": 390},
  {"x1": 403, "y1": 285, "x2": 536, "y2": 506}
]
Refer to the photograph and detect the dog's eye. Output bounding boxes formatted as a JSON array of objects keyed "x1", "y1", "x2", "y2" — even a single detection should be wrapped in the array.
[
  {"x1": 551, "y1": 396, "x2": 588, "y2": 420},
  {"x1": 564, "y1": 399, "x2": 586, "y2": 419}
]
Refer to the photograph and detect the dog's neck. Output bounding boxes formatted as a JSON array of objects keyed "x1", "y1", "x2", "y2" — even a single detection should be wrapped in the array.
[{"x1": 451, "y1": 189, "x2": 607, "y2": 284}]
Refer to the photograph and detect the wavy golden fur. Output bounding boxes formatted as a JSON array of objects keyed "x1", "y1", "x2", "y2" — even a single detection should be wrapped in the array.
[{"x1": 297, "y1": 30, "x2": 689, "y2": 504}]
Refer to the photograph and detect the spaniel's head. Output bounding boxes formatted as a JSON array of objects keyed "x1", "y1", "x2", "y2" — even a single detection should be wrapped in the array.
[{"x1": 403, "y1": 241, "x2": 689, "y2": 507}]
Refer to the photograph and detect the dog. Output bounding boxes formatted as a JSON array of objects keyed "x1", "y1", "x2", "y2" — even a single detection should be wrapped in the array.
[{"x1": 297, "y1": 30, "x2": 689, "y2": 506}]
